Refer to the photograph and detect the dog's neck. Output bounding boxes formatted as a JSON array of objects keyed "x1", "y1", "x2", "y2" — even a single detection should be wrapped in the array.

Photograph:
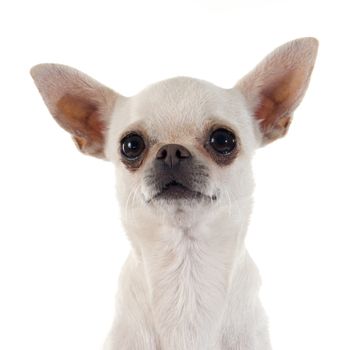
[{"x1": 123, "y1": 202, "x2": 253, "y2": 349}]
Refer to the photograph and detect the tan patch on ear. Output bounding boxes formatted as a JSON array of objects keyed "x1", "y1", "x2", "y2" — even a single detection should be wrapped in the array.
[
  {"x1": 255, "y1": 95, "x2": 293, "y2": 143},
  {"x1": 255, "y1": 72, "x2": 304, "y2": 143},
  {"x1": 73, "y1": 135, "x2": 88, "y2": 151},
  {"x1": 237, "y1": 38, "x2": 318, "y2": 145},
  {"x1": 56, "y1": 94, "x2": 105, "y2": 156}
]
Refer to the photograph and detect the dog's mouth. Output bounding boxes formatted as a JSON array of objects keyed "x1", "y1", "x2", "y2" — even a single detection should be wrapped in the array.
[{"x1": 153, "y1": 180, "x2": 212, "y2": 202}]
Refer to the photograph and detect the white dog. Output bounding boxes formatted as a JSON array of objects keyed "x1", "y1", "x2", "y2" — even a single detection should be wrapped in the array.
[{"x1": 31, "y1": 37, "x2": 318, "y2": 350}]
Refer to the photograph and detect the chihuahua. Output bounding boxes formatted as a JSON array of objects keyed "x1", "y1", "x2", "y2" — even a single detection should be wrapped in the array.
[{"x1": 31, "y1": 37, "x2": 318, "y2": 350}]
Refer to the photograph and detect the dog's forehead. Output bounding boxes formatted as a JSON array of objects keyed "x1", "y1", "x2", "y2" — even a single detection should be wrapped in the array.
[{"x1": 129, "y1": 77, "x2": 233, "y2": 140}]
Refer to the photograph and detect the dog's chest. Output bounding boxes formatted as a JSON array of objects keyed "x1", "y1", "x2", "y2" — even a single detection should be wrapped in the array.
[{"x1": 141, "y1": 232, "x2": 234, "y2": 350}]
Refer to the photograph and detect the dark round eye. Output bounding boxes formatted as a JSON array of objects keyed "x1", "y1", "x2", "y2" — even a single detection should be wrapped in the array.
[
  {"x1": 209, "y1": 128, "x2": 237, "y2": 155},
  {"x1": 121, "y1": 134, "x2": 145, "y2": 159}
]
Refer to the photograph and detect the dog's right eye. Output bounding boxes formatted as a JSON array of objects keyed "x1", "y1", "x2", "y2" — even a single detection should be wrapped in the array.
[{"x1": 121, "y1": 133, "x2": 145, "y2": 160}]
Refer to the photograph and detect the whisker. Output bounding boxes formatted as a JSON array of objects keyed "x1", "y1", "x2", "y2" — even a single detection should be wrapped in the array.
[
  {"x1": 124, "y1": 182, "x2": 140, "y2": 222},
  {"x1": 130, "y1": 183, "x2": 143, "y2": 220}
]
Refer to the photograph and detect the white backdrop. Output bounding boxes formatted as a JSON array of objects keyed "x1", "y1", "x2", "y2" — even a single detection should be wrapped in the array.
[{"x1": 1, "y1": 0, "x2": 349, "y2": 349}]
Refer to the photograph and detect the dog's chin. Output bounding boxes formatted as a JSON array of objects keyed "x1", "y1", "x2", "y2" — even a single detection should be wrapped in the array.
[{"x1": 140, "y1": 182, "x2": 217, "y2": 227}]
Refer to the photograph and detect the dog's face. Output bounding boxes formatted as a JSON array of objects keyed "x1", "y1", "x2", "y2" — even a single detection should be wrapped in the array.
[
  {"x1": 31, "y1": 38, "x2": 318, "y2": 229},
  {"x1": 105, "y1": 77, "x2": 257, "y2": 227}
]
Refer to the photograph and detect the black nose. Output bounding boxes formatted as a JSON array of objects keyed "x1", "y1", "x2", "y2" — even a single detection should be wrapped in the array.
[{"x1": 156, "y1": 144, "x2": 191, "y2": 168}]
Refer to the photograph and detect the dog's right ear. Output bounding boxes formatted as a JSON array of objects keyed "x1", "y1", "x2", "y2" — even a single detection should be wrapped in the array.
[{"x1": 31, "y1": 64, "x2": 119, "y2": 159}]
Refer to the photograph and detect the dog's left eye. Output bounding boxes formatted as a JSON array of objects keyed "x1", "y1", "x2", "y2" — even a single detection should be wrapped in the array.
[
  {"x1": 121, "y1": 133, "x2": 145, "y2": 159},
  {"x1": 209, "y1": 128, "x2": 237, "y2": 155}
]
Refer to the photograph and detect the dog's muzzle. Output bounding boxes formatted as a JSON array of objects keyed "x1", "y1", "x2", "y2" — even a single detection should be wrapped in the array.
[{"x1": 144, "y1": 144, "x2": 214, "y2": 202}]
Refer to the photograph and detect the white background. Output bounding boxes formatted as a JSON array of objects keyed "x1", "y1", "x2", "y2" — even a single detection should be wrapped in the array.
[{"x1": 0, "y1": 0, "x2": 349, "y2": 349}]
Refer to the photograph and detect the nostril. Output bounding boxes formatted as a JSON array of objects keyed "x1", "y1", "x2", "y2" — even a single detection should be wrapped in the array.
[
  {"x1": 176, "y1": 147, "x2": 191, "y2": 159},
  {"x1": 156, "y1": 144, "x2": 191, "y2": 166},
  {"x1": 157, "y1": 149, "x2": 167, "y2": 159}
]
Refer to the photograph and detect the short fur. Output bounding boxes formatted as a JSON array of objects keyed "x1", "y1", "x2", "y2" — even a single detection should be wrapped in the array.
[{"x1": 31, "y1": 38, "x2": 318, "y2": 350}]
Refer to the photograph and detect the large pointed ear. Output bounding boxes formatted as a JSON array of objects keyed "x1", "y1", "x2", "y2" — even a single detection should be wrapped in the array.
[
  {"x1": 30, "y1": 64, "x2": 119, "y2": 159},
  {"x1": 236, "y1": 37, "x2": 318, "y2": 145}
]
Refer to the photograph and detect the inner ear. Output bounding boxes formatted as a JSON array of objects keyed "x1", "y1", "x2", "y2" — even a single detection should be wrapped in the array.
[
  {"x1": 236, "y1": 38, "x2": 318, "y2": 145},
  {"x1": 255, "y1": 71, "x2": 305, "y2": 141},
  {"x1": 56, "y1": 94, "x2": 105, "y2": 156},
  {"x1": 31, "y1": 63, "x2": 119, "y2": 159}
]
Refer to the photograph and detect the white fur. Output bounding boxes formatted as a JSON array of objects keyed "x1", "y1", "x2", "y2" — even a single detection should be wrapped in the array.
[
  {"x1": 31, "y1": 38, "x2": 318, "y2": 350},
  {"x1": 103, "y1": 77, "x2": 266, "y2": 350}
]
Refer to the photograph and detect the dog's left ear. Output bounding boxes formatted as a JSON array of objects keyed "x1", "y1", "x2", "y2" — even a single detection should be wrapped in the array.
[
  {"x1": 236, "y1": 37, "x2": 318, "y2": 145},
  {"x1": 31, "y1": 64, "x2": 118, "y2": 159}
]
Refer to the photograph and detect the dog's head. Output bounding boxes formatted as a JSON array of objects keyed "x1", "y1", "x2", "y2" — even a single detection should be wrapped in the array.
[{"x1": 31, "y1": 38, "x2": 318, "y2": 230}]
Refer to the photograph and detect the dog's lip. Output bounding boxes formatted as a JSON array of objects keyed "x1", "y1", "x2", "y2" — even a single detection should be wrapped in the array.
[{"x1": 152, "y1": 180, "x2": 213, "y2": 201}]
